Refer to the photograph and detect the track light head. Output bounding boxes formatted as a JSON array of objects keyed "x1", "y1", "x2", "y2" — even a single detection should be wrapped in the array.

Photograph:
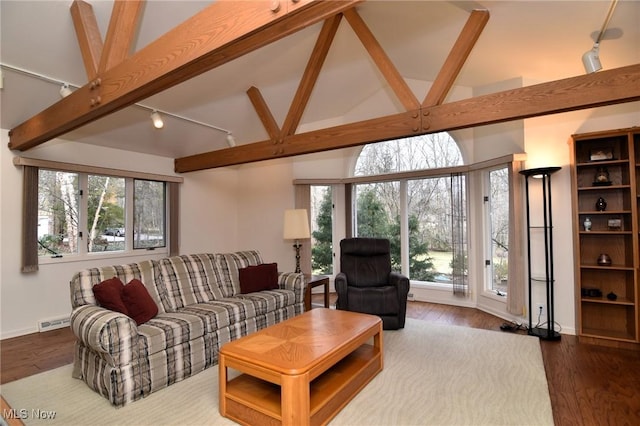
[
  {"x1": 582, "y1": 43, "x2": 602, "y2": 74},
  {"x1": 226, "y1": 133, "x2": 236, "y2": 147},
  {"x1": 59, "y1": 83, "x2": 72, "y2": 98},
  {"x1": 150, "y1": 111, "x2": 164, "y2": 129}
]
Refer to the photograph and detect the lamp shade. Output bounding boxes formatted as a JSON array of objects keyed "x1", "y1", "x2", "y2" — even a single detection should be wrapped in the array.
[{"x1": 283, "y1": 209, "x2": 310, "y2": 240}]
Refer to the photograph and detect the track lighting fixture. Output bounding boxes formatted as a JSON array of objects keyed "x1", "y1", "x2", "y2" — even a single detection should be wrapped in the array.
[
  {"x1": 582, "y1": 0, "x2": 619, "y2": 74},
  {"x1": 582, "y1": 43, "x2": 602, "y2": 74},
  {"x1": 150, "y1": 111, "x2": 164, "y2": 129},
  {"x1": 59, "y1": 83, "x2": 72, "y2": 98},
  {"x1": 226, "y1": 133, "x2": 236, "y2": 147}
]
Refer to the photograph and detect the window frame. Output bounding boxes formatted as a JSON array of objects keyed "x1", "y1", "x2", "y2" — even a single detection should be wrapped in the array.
[
  {"x1": 294, "y1": 154, "x2": 524, "y2": 299},
  {"x1": 482, "y1": 164, "x2": 510, "y2": 297},
  {"x1": 18, "y1": 157, "x2": 182, "y2": 269}
]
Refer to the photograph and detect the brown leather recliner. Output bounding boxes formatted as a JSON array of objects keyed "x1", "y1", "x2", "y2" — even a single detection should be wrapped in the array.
[{"x1": 335, "y1": 238, "x2": 410, "y2": 330}]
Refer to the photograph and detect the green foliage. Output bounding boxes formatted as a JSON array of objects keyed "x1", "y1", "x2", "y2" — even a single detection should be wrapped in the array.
[
  {"x1": 38, "y1": 234, "x2": 64, "y2": 256},
  {"x1": 356, "y1": 190, "x2": 390, "y2": 238},
  {"x1": 356, "y1": 188, "x2": 435, "y2": 280},
  {"x1": 312, "y1": 188, "x2": 333, "y2": 274}
]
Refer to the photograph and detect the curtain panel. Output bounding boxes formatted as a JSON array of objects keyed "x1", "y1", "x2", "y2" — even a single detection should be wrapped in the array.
[
  {"x1": 22, "y1": 166, "x2": 39, "y2": 273},
  {"x1": 507, "y1": 161, "x2": 525, "y2": 315},
  {"x1": 451, "y1": 172, "x2": 468, "y2": 296},
  {"x1": 168, "y1": 182, "x2": 180, "y2": 256}
]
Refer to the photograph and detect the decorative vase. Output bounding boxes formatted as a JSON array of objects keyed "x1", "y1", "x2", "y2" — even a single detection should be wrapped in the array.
[
  {"x1": 595, "y1": 197, "x2": 607, "y2": 211},
  {"x1": 583, "y1": 217, "x2": 592, "y2": 231}
]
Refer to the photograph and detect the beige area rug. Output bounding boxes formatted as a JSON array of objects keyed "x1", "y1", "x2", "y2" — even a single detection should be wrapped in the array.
[{"x1": 1, "y1": 319, "x2": 553, "y2": 426}]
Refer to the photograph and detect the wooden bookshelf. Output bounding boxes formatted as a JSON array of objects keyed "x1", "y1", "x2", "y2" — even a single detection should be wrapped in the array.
[{"x1": 570, "y1": 127, "x2": 640, "y2": 349}]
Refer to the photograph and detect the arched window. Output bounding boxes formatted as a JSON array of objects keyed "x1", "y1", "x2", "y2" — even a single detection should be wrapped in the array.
[
  {"x1": 351, "y1": 132, "x2": 467, "y2": 288},
  {"x1": 354, "y1": 133, "x2": 463, "y2": 176}
]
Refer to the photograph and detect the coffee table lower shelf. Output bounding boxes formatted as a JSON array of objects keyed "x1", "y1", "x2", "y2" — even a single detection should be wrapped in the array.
[{"x1": 222, "y1": 344, "x2": 381, "y2": 426}]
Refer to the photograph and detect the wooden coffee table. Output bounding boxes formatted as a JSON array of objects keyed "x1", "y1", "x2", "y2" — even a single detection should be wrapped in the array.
[{"x1": 218, "y1": 308, "x2": 383, "y2": 426}]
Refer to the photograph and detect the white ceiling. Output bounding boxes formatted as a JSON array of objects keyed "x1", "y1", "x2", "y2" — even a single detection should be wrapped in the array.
[{"x1": 1, "y1": 0, "x2": 639, "y2": 159}]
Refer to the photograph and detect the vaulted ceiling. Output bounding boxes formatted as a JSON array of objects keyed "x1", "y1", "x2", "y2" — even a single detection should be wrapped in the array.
[{"x1": 1, "y1": 1, "x2": 639, "y2": 172}]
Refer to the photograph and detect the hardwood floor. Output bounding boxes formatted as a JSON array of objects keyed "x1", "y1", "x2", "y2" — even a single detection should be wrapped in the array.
[{"x1": 2, "y1": 297, "x2": 639, "y2": 425}]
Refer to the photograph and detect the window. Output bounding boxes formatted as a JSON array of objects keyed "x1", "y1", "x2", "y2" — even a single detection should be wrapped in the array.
[
  {"x1": 88, "y1": 175, "x2": 125, "y2": 253},
  {"x1": 484, "y1": 166, "x2": 510, "y2": 295},
  {"x1": 352, "y1": 133, "x2": 465, "y2": 284},
  {"x1": 36, "y1": 169, "x2": 168, "y2": 258},
  {"x1": 134, "y1": 179, "x2": 166, "y2": 249},
  {"x1": 310, "y1": 185, "x2": 333, "y2": 275},
  {"x1": 38, "y1": 170, "x2": 79, "y2": 256}
]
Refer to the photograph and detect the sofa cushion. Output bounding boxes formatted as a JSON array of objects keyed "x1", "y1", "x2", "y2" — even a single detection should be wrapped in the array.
[
  {"x1": 72, "y1": 260, "x2": 167, "y2": 314},
  {"x1": 239, "y1": 263, "x2": 278, "y2": 294},
  {"x1": 92, "y1": 277, "x2": 129, "y2": 315},
  {"x1": 216, "y1": 251, "x2": 264, "y2": 297},
  {"x1": 159, "y1": 254, "x2": 225, "y2": 311},
  {"x1": 123, "y1": 279, "x2": 159, "y2": 325},
  {"x1": 177, "y1": 303, "x2": 234, "y2": 334},
  {"x1": 234, "y1": 289, "x2": 296, "y2": 317},
  {"x1": 137, "y1": 312, "x2": 208, "y2": 356}
]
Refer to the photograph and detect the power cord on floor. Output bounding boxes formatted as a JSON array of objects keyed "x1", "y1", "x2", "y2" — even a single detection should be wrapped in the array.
[{"x1": 499, "y1": 321, "x2": 525, "y2": 332}]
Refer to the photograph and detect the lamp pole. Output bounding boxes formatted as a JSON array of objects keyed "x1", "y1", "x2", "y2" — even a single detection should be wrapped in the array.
[{"x1": 293, "y1": 239, "x2": 302, "y2": 273}]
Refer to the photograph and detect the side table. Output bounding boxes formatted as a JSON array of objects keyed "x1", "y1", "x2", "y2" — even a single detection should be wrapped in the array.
[{"x1": 304, "y1": 274, "x2": 330, "y2": 311}]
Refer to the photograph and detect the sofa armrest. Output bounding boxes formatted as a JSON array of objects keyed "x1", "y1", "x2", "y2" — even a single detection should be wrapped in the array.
[
  {"x1": 70, "y1": 305, "x2": 139, "y2": 366},
  {"x1": 278, "y1": 272, "x2": 305, "y2": 304}
]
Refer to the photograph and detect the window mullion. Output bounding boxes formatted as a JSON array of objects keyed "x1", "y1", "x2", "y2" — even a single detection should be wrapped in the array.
[
  {"x1": 126, "y1": 178, "x2": 134, "y2": 252},
  {"x1": 78, "y1": 174, "x2": 88, "y2": 256},
  {"x1": 399, "y1": 180, "x2": 409, "y2": 277}
]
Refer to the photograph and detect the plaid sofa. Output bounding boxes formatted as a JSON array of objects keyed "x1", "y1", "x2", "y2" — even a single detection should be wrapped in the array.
[{"x1": 69, "y1": 251, "x2": 304, "y2": 407}]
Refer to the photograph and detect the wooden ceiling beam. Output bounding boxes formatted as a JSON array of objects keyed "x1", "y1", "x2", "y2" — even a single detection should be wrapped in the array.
[
  {"x1": 8, "y1": 0, "x2": 363, "y2": 152},
  {"x1": 98, "y1": 0, "x2": 144, "y2": 74},
  {"x1": 343, "y1": 8, "x2": 419, "y2": 111},
  {"x1": 70, "y1": 0, "x2": 103, "y2": 80},
  {"x1": 421, "y1": 63, "x2": 640, "y2": 133},
  {"x1": 247, "y1": 86, "x2": 281, "y2": 141},
  {"x1": 175, "y1": 111, "x2": 421, "y2": 172},
  {"x1": 422, "y1": 9, "x2": 490, "y2": 107},
  {"x1": 174, "y1": 64, "x2": 640, "y2": 172},
  {"x1": 281, "y1": 14, "x2": 343, "y2": 137}
]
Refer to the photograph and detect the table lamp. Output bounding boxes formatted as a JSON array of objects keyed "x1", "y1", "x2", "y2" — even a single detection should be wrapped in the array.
[{"x1": 283, "y1": 209, "x2": 310, "y2": 273}]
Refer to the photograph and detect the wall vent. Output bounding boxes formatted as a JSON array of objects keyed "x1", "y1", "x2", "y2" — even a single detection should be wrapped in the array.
[{"x1": 38, "y1": 316, "x2": 70, "y2": 332}]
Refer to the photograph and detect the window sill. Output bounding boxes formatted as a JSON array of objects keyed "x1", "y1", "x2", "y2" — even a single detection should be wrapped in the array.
[
  {"x1": 482, "y1": 290, "x2": 507, "y2": 303},
  {"x1": 38, "y1": 248, "x2": 168, "y2": 266},
  {"x1": 410, "y1": 280, "x2": 453, "y2": 291}
]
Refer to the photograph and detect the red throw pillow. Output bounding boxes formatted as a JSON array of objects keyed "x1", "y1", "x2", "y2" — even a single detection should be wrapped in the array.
[
  {"x1": 122, "y1": 279, "x2": 158, "y2": 325},
  {"x1": 238, "y1": 263, "x2": 279, "y2": 294},
  {"x1": 92, "y1": 277, "x2": 129, "y2": 315}
]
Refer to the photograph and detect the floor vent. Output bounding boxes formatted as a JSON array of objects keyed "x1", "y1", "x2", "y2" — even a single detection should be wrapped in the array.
[{"x1": 38, "y1": 316, "x2": 70, "y2": 332}]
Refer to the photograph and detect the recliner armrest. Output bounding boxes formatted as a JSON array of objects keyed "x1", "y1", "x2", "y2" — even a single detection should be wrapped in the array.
[
  {"x1": 334, "y1": 272, "x2": 348, "y2": 309},
  {"x1": 389, "y1": 271, "x2": 410, "y2": 293}
]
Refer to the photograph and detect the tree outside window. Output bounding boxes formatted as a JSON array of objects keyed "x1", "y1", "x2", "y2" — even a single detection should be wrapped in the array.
[
  {"x1": 37, "y1": 169, "x2": 166, "y2": 256},
  {"x1": 311, "y1": 186, "x2": 333, "y2": 275},
  {"x1": 353, "y1": 133, "x2": 464, "y2": 283}
]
